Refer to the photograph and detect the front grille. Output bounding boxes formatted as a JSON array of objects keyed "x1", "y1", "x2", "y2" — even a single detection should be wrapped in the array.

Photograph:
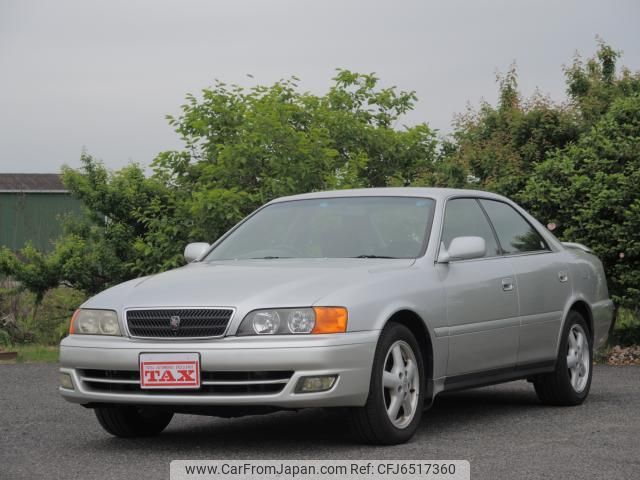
[
  {"x1": 78, "y1": 369, "x2": 293, "y2": 396},
  {"x1": 126, "y1": 308, "x2": 233, "y2": 338}
]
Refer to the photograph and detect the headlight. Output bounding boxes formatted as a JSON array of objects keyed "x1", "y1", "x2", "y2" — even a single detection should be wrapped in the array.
[
  {"x1": 69, "y1": 309, "x2": 121, "y2": 336},
  {"x1": 237, "y1": 307, "x2": 347, "y2": 336},
  {"x1": 252, "y1": 310, "x2": 282, "y2": 334}
]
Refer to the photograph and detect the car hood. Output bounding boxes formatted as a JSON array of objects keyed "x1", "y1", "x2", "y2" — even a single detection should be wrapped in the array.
[{"x1": 83, "y1": 258, "x2": 415, "y2": 311}]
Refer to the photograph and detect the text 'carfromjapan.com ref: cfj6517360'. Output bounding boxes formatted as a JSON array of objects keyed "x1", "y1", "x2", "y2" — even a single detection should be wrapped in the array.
[{"x1": 170, "y1": 460, "x2": 471, "y2": 480}]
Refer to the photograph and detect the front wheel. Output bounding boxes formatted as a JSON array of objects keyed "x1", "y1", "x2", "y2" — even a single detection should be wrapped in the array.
[
  {"x1": 94, "y1": 406, "x2": 174, "y2": 437},
  {"x1": 534, "y1": 311, "x2": 593, "y2": 406},
  {"x1": 349, "y1": 323, "x2": 425, "y2": 445}
]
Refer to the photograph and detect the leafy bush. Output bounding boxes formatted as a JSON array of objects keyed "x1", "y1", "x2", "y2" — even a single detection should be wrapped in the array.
[
  {"x1": 520, "y1": 94, "x2": 640, "y2": 308},
  {"x1": 611, "y1": 308, "x2": 640, "y2": 346},
  {"x1": 0, "y1": 329, "x2": 12, "y2": 349},
  {"x1": 0, "y1": 286, "x2": 85, "y2": 345},
  {"x1": 442, "y1": 41, "x2": 640, "y2": 310}
]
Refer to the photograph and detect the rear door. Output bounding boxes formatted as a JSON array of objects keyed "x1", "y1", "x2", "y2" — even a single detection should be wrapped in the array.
[
  {"x1": 437, "y1": 198, "x2": 520, "y2": 377},
  {"x1": 479, "y1": 199, "x2": 570, "y2": 365}
]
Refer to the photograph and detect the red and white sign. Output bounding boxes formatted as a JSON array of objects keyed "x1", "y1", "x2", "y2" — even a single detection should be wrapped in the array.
[{"x1": 139, "y1": 353, "x2": 200, "y2": 389}]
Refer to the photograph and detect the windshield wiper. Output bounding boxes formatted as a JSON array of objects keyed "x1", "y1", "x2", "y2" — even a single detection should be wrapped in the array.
[
  {"x1": 249, "y1": 256, "x2": 292, "y2": 259},
  {"x1": 352, "y1": 255, "x2": 398, "y2": 259}
]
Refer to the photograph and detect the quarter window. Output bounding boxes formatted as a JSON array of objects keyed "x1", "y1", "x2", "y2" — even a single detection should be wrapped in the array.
[
  {"x1": 441, "y1": 198, "x2": 500, "y2": 257},
  {"x1": 479, "y1": 200, "x2": 548, "y2": 254}
]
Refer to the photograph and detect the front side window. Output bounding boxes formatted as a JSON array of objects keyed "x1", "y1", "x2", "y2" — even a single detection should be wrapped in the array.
[
  {"x1": 441, "y1": 198, "x2": 500, "y2": 257},
  {"x1": 205, "y1": 197, "x2": 435, "y2": 260},
  {"x1": 479, "y1": 200, "x2": 548, "y2": 254}
]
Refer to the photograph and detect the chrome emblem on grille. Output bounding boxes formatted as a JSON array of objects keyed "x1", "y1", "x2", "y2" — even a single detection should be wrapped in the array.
[{"x1": 170, "y1": 316, "x2": 181, "y2": 331}]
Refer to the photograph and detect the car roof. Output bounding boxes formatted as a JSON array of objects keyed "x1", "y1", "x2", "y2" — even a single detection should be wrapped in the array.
[{"x1": 269, "y1": 187, "x2": 510, "y2": 204}]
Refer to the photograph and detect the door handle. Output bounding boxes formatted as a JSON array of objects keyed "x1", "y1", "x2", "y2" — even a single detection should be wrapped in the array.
[
  {"x1": 501, "y1": 278, "x2": 514, "y2": 292},
  {"x1": 558, "y1": 271, "x2": 568, "y2": 283}
]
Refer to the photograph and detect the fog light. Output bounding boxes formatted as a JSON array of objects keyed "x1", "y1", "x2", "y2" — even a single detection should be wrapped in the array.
[
  {"x1": 295, "y1": 375, "x2": 337, "y2": 393},
  {"x1": 60, "y1": 373, "x2": 74, "y2": 390}
]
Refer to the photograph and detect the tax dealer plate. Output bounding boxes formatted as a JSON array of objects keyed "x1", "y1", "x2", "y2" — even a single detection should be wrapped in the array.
[{"x1": 139, "y1": 353, "x2": 201, "y2": 389}]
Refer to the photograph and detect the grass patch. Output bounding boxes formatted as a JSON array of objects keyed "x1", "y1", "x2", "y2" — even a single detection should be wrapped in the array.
[{"x1": 12, "y1": 344, "x2": 59, "y2": 363}]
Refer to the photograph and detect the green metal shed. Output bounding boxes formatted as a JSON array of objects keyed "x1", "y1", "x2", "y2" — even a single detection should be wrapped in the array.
[{"x1": 0, "y1": 174, "x2": 83, "y2": 252}]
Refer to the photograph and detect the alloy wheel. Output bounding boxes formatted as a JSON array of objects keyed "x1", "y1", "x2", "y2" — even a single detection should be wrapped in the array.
[
  {"x1": 566, "y1": 324, "x2": 590, "y2": 393},
  {"x1": 382, "y1": 340, "x2": 420, "y2": 429}
]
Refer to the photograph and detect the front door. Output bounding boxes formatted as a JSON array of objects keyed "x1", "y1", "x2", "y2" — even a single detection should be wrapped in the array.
[{"x1": 437, "y1": 198, "x2": 520, "y2": 377}]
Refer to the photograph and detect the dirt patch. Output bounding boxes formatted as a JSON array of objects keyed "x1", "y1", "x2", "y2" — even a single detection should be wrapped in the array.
[{"x1": 604, "y1": 345, "x2": 640, "y2": 365}]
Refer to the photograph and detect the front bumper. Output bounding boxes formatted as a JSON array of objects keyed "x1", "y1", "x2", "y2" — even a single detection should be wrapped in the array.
[{"x1": 59, "y1": 331, "x2": 378, "y2": 408}]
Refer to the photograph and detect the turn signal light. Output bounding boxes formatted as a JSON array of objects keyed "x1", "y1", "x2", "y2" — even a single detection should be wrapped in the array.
[
  {"x1": 312, "y1": 307, "x2": 348, "y2": 334},
  {"x1": 68, "y1": 309, "x2": 80, "y2": 334}
]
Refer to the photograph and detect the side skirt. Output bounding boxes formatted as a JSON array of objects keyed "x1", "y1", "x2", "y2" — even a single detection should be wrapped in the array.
[{"x1": 443, "y1": 360, "x2": 556, "y2": 392}]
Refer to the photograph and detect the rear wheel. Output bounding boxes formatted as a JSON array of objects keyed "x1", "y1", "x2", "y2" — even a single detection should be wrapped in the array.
[
  {"x1": 534, "y1": 311, "x2": 593, "y2": 406},
  {"x1": 94, "y1": 406, "x2": 173, "y2": 437},
  {"x1": 349, "y1": 323, "x2": 425, "y2": 444}
]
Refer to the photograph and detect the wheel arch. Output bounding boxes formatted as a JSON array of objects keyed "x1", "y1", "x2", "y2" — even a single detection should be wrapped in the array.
[
  {"x1": 555, "y1": 296, "x2": 595, "y2": 357},
  {"x1": 569, "y1": 300, "x2": 594, "y2": 340},
  {"x1": 384, "y1": 309, "x2": 435, "y2": 404}
]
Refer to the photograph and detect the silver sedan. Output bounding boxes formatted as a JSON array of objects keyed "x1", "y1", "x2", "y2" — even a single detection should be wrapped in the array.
[{"x1": 59, "y1": 188, "x2": 614, "y2": 444}]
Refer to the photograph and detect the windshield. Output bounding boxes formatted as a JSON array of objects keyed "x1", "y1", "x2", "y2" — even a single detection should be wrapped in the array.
[{"x1": 204, "y1": 196, "x2": 435, "y2": 261}]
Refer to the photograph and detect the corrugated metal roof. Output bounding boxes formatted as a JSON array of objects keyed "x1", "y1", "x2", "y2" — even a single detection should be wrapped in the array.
[{"x1": 0, "y1": 173, "x2": 67, "y2": 192}]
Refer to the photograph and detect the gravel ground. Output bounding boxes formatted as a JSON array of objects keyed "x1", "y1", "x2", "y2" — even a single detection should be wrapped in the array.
[{"x1": 1, "y1": 364, "x2": 639, "y2": 480}]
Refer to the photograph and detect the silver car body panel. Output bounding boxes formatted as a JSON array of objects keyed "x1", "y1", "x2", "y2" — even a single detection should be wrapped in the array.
[
  {"x1": 59, "y1": 187, "x2": 614, "y2": 407},
  {"x1": 59, "y1": 331, "x2": 377, "y2": 407}
]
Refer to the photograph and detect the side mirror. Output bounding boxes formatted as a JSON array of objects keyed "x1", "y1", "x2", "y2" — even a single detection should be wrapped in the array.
[
  {"x1": 184, "y1": 242, "x2": 210, "y2": 263},
  {"x1": 438, "y1": 236, "x2": 486, "y2": 263}
]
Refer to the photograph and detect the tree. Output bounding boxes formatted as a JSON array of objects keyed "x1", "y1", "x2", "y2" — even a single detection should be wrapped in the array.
[
  {"x1": 441, "y1": 64, "x2": 583, "y2": 196},
  {"x1": 519, "y1": 41, "x2": 640, "y2": 310},
  {"x1": 565, "y1": 39, "x2": 640, "y2": 125},
  {"x1": 1, "y1": 71, "x2": 438, "y2": 295},
  {"x1": 0, "y1": 243, "x2": 62, "y2": 328},
  {"x1": 137, "y1": 71, "x2": 437, "y2": 277},
  {"x1": 61, "y1": 154, "x2": 177, "y2": 289},
  {"x1": 439, "y1": 41, "x2": 640, "y2": 311},
  {"x1": 522, "y1": 93, "x2": 640, "y2": 310}
]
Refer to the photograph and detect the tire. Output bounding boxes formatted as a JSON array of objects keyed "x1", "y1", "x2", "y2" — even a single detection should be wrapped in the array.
[
  {"x1": 94, "y1": 406, "x2": 174, "y2": 437},
  {"x1": 349, "y1": 323, "x2": 425, "y2": 445},
  {"x1": 534, "y1": 310, "x2": 593, "y2": 406}
]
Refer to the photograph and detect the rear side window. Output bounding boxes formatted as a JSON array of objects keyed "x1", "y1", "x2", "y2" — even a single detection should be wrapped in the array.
[
  {"x1": 479, "y1": 200, "x2": 548, "y2": 254},
  {"x1": 441, "y1": 198, "x2": 500, "y2": 257}
]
